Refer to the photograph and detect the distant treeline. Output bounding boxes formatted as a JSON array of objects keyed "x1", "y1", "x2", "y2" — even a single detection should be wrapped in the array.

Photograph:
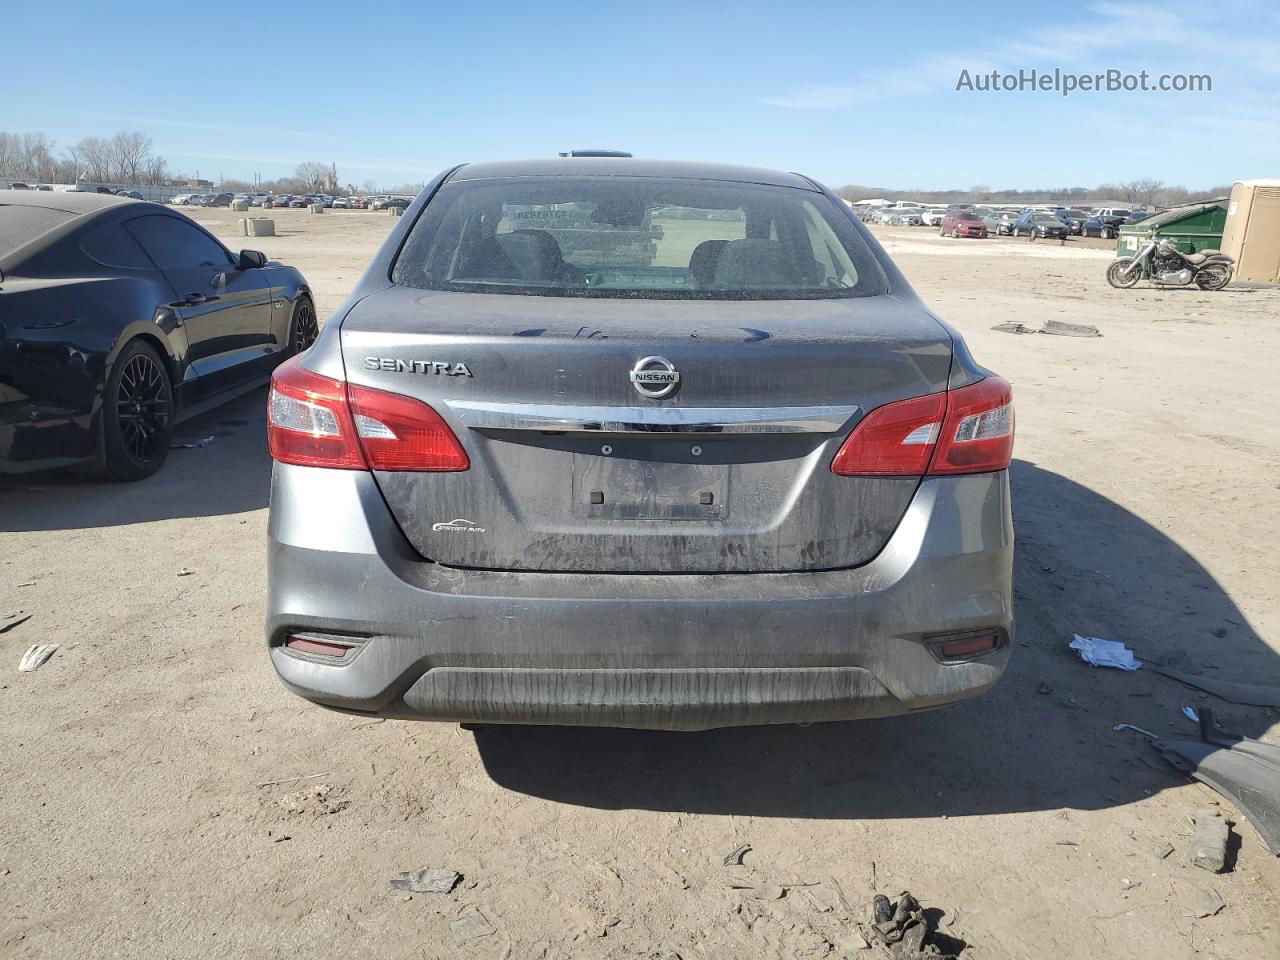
[{"x1": 835, "y1": 178, "x2": 1231, "y2": 208}]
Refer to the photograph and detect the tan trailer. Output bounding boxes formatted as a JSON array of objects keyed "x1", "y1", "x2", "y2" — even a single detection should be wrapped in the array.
[{"x1": 1220, "y1": 179, "x2": 1280, "y2": 284}]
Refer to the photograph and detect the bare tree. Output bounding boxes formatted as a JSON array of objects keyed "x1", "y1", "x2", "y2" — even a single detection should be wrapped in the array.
[
  {"x1": 70, "y1": 137, "x2": 114, "y2": 181},
  {"x1": 109, "y1": 131, "x2": 153, "y2": 183},
  {"x1": 0, "y1": 131, "x2": 57, "y2": 181},
  {"x1": 1120, "y1": 178, "x2": 1164, "y2": 207},
  {"x1": 295, "y1": 161, "x2": 329, "y2": 192},
  {"x1": 142, "y1": 154, "x2": 169, "y2": 186}
]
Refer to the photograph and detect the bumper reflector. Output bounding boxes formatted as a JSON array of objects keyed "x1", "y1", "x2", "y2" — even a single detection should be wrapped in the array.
[
  {"x1": 284, "y1": 633, "x2": 362, "y2": 659},
  {"x1": 927, "y1": 629, "x2": 1003, "y2": 663}
]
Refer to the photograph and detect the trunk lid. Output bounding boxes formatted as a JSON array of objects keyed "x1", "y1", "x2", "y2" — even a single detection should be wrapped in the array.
[{"x1": 340, "y1": 287, "x2": 953, "y2": 573}]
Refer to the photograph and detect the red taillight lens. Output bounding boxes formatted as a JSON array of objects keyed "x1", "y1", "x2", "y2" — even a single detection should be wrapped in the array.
[
  {"x1": 268, "y1": 358, "x2": 365, "y2": 469},
  {"x1": 931, "y1": 376, "x2": 1014, "y2": 475},
  {"x1": 348, "y1": 384, "x2": 469, "y2": 472},
  {"x1": 830, "y1": 392, "x2": 945, "y2": 476},
  {"x1": 831, "y1": 376, "x2": 1014, "y2": 477},
  {"x1": 267, "y1": 357, "x2": 469, "y2": 472}
]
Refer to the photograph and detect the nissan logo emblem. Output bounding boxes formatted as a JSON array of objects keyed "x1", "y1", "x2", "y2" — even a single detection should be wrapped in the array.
[{"x1": 629, "y1": 356, "x2": 681, "y2": 399}]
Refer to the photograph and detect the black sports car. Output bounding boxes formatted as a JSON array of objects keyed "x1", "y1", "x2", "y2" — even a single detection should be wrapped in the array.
[{"x1": 0, "y1": 191, "x2": 317, "y2": 479}]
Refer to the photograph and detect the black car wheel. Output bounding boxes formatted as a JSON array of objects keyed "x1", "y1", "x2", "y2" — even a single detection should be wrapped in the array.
[
  {"x1": 288, "y1": 295, "x2": 319, "y2": 355},
  {"x1": 102, "y1": 340, "x2": 173, "y2": 480}
]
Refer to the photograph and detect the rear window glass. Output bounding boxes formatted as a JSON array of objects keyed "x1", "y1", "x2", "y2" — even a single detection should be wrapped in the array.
[
  {"x1": 392, "y1": 177, "x2": 887, "y2": 300},
  {"x1": 0, "y1": 204, "x2": 75, "y2": 261},
  {"x1": 80, "y1": 223, "x2": 154, "y2": 270}
]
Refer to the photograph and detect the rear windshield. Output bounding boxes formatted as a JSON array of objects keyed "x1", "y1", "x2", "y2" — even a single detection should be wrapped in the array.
[
  {"x1": 0, "y1": 204, "x2": 75, "y2": 261},
  {"x1": 392, "y1": 177, "x2": 887, "y2": 300}
]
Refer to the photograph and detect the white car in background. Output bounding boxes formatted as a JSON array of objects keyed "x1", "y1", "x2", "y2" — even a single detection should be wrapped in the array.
[
  {"x1": 332, "y1": 197, "x2": 351, "y2": 209},
  {"x1": 171, "y1": 194, "x2": 196, "y2": 205},
  {"x1": 921, "y1": 207, "x2": 947, "y2": 226}
]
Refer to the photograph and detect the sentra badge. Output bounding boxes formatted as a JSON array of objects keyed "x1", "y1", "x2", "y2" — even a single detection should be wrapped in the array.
[{"x1": 365, "y1": 357, "x2": 473, "y2": 377}]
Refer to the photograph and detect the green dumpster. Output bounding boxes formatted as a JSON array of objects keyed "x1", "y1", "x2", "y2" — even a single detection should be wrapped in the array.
[{"x1": 1117, "y1": 200, "x2": 1228, "y2": 277}]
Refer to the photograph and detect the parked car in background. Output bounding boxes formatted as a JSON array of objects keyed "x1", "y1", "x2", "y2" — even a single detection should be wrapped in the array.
[
  {"x1": 0, "y1": 190, "x2": 316, "y2": 479},
  {"x1": 332, "y1": 197, "x2": 350, "y2": 209},
  {"x1": 115, "y1": 189, "x2": 144, "y2": 200},
  {"x1": 171, "y1": 194, "x2": 196, "y2": 205},
  {"x1": 1080, "y1": 214, "x2": 1127, "y2": 239},
  {"x1": 983, "y1": 210, "x2": 1019, "y2": 235},
  {"x1": 920, "y1": 207, "x2": 946, "y2": 226},
  {"x1": 264, "y1": 156, "x2": 1015, "y2": 730},
  {"x1": 350, "y1": 196, "x2": 367, "y2": 209},
  {"x1": 1059, "y1": 210, "x2": 1093, "y2": 235},
  {"x1": 289, "y1": 197, "x2": 310, "y2": 208},
  {"x1": 270, "y1": 195, "x2": 292, "y2": 208},
  {"x1": 371, "y1": 196, "x2": 411, "y2": 210},
  {"x1": 1011, "y1": 210, "x2": 1069, "y2": 239},
  {"x1": 1126, "y1": 210, "x2": 1153, "y2": 224},
  {"x1": 890, "y1": 209, "x2": 923, "y2": 226},
  {"x1": 940, "y1": 209, "x2": 989, "y2": 238}
]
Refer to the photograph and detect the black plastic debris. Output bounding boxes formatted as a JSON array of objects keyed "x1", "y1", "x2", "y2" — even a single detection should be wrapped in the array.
[
  {"x1": 0, "y1": 612, "x2": 32, "y2": 634},
  {"x1": 1190, "y1": 809, "x2": 1230, "y2": 873},
  {"x1": 449, "y1": 905, "x2": 495, "y2": 940},
  {"x1": 1176, "y1": 878, "x2": 1225, "y2": 919},
  {"x1": 390, "y1": 868, "x2": 461, "y2": 894},
  {"x1": 1153, "y1": 666, "x2": 1280, "y2": 708},
  {"x1": 1157, "y1": 708, "x2": 1280, "y2": 856},
  {"x1": 722, "y1": 842, "x2": 752, "y2": 867},
  {"x1": 869, "y1": 891, "x2": 959, "y2": 959}
]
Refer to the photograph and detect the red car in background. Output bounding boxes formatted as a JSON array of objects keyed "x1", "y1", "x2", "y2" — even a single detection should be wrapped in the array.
[{"x1": 939, "y1": 209, "x2": 988, "y2": 238}]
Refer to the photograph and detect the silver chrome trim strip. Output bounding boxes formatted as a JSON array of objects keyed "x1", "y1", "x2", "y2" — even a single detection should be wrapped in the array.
[{"x1": 446, "y1": 400, "x2": 860, "y2": 435}]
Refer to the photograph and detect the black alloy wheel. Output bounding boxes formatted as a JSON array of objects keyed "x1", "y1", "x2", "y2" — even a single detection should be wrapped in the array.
[
  {"x1": 290, "y1": 296, "x2": 319, "y2": 354},
  {"x1": 103, "y1": 340, "x2": 173, "y2": 479}
]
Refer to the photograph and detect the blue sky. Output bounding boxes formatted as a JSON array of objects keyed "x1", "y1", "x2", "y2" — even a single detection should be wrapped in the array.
[{"x1": 6, "y1": 0, "x2": 1276, "y2": 190}]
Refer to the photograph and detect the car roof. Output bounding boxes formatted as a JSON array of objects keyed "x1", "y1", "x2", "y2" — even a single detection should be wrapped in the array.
[
  {"x1": 0, "y1": 189, "x2": 138, "y2": 214},
  {"x1": 447, "y1": 156, "x2": 819, "y2": 191}
]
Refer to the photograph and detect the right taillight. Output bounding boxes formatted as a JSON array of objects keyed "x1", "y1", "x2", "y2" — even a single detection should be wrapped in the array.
[
  {"x1": 831, "y1": 376, "x2": 1013, "y2": 477},
  {"x1": 930, "y1": 376, "x2": 1014, "y2": 475},
  {"x1": 268, "y1": 357, "x2": 469, "y2": 472}
]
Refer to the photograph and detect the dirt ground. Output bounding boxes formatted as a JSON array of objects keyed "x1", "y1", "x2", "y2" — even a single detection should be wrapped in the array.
[{"x1": 3, "y1": 209, "x2": 1279, "y2": 960}]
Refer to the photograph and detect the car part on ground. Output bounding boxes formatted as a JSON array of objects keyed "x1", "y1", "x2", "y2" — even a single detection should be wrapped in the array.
[{"x1": 1157, "y1": 708, "x2": 1280, "y2": 857}]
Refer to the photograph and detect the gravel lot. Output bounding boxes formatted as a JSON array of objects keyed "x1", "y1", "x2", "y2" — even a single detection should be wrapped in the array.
[{"x1": 3, "y1": 209, "x2": 1278, "y2": 960}]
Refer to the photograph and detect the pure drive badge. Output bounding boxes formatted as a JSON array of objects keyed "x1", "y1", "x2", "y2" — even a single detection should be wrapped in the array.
[{"x1": 365, "y1": 357, "x2": 473, "y2": 377}]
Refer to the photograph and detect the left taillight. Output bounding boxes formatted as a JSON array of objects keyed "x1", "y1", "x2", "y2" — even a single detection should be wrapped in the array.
[
  {"x1": 831, "y1": 375, "x2": 1014, "y2": 477},
  {"x1": 267, "y1": 357, "x2": 469, "y2": 472}
]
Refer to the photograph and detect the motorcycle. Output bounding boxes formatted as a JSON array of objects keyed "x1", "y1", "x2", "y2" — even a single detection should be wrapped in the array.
[{"x1": 1107, "y1": 237, "x2": 1234, "y2": 291}]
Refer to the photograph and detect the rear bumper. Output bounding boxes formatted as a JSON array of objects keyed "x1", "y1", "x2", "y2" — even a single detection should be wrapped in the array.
[
  {"x1": 266, "y1": 465, "x2": 1014, "y2": 730},
  {"x1": 0, "y1": 402, "x2": 95, "y2": 474}
]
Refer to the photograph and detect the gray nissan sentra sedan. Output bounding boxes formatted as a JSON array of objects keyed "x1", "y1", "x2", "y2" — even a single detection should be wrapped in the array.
[{"x1": 265, "y1": 155, "x2": 1014, "y2": 731}]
